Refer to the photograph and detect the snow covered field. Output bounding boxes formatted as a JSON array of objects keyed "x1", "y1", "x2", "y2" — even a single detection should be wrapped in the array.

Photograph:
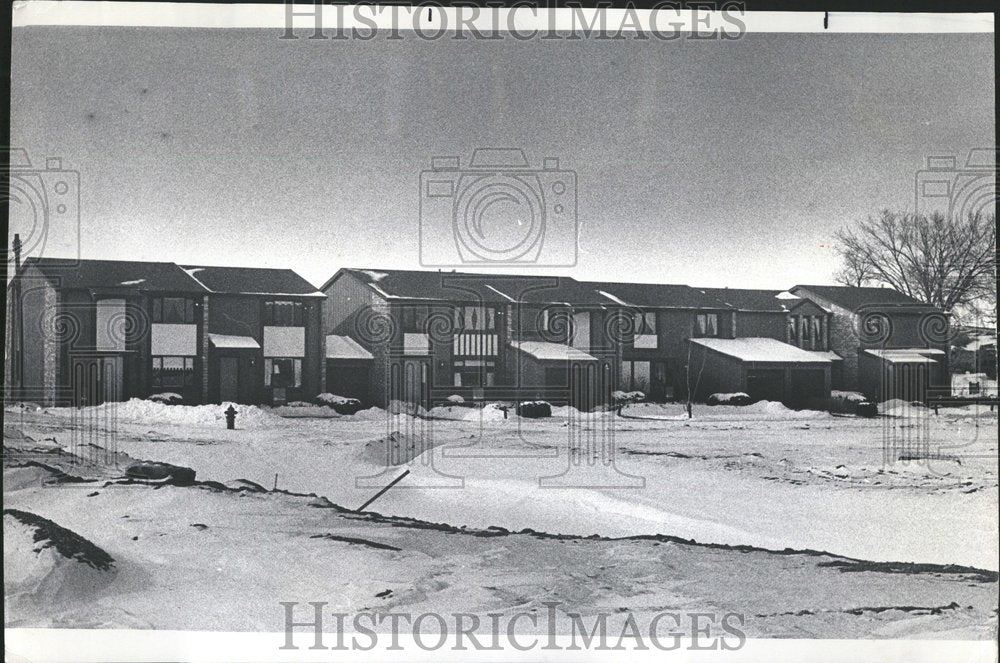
[{"x1": 4, "y1": 399, "x2": 998, "y2": 637}]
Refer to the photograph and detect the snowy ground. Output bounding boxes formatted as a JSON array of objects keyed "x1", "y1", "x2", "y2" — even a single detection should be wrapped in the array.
[{"x1": 4, "y1": 399, "x2": 998, "y2": 637}]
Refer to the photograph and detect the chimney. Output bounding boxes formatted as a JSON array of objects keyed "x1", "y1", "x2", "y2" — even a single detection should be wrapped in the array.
[{"x1": 13, "y1": 233, "x2": 22, "y2": 272}]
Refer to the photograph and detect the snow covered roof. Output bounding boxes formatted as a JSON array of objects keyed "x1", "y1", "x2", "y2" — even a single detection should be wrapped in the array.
[
  {"x1": 325, "y1": 335, "x2": 374, "y2": 360},
  {"x1": 864, "y1": 349, "x2": 941, "y2": 364},
  {"x1": 809, "y1": 350, "x2": 843, "y2": 361},
  {"x1": 510, "y1": 341, "x2": 598, "y2": 362},
  {"x1": 208, "y1": 334, "x2": 260, "y2": 349},
  {"x1": 691, "y1": 337, "x2": 832, "y2": 363},
  {"x1": 963, "y1": 335, "x2": 997, "y2": 351}
]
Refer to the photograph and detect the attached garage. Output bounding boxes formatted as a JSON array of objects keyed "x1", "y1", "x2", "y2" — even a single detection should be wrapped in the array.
[
  {"x1": 689, "y1": 337, "x2": 832, "y2": 409},
  {"x1": 325, "y1": 334, "x2": 374, "y2": 405},
  {"x1": 859, "y1": 348, "x2": 945, "y2": 403}
]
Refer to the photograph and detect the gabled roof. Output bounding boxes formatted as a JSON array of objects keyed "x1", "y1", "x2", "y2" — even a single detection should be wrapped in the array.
[
  {"x1": 182, "y1": 265, "x2": 324, "y2": 297},
  {"x1": 791, "y1": 285, "x2": 931, "y2": 310},
  {"x1": 585, "y1": 281, "x2": 732, "y2": 310},
  {"x1": 697, "y1": 287, "x2": 794, "y2": 312},
  {"x1": 336, "y1": 268, "x2": 610, "y2": 306},
  {"x1": 22, "y1": 258, "x2": 205, "y2": 293}
]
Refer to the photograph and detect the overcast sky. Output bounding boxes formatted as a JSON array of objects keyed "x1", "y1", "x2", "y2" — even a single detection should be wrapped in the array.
[{"x1": 9, "y1": 27, "x2": 995, "y2": 289}]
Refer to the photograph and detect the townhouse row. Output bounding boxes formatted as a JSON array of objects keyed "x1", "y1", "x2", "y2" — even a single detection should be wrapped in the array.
[{"x1": 4, "y1": 259, "x2": 951, "y2": 409}]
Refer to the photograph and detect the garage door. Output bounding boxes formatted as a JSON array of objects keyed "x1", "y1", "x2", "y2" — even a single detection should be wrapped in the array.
[{"x1": 746, "y1": 369, "x2": 785, "y2": 403}]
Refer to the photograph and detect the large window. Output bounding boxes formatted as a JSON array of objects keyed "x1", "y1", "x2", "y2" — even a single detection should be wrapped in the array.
[
  {"x1": 265, "y1": 358, "x2": 302, "y2": 388},
  {"x1": 453, "y1": 359, "x2": 496, "y2": 387},
  {"x1": 695, "y1": 313, "x2": 718, "y2": 337},
  {"x1": 151, "y1": 356, "x2": 195, "y2": 389},
  {"x1": 152, "y1": 297, "x2": 196, "y2": 324},
  {"x1": 264, "y1": 300, "x2": 304, "y2": 326},
  {"x1": 788, "y1": 316, "x2": 798, "y2": 343},
  {"x1": 620, "y1": 360, "x2": 651, "y2": 392}
]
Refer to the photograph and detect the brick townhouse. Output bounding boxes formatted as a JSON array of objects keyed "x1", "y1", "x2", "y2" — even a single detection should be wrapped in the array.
[
  {"x1": 6, "y1": 260, "x2": 949, "y2": 408},
  {"x1": 5, "y1": 258, "x2": 325, "y2": 406}
]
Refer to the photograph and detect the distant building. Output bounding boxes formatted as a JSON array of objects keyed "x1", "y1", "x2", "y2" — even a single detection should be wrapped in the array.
[
  {"x1": 789, "y1": 285, "x2": 949, "y2": 402},
  {"x1": 5, "y1": 258, "x2": 325, "y2": 406}
]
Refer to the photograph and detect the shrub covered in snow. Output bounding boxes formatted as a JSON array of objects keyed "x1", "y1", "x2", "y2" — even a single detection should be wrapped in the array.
[
  {"x1": 517, "y1": 400, "x2": 552, "y2": 418},
  {"x1": 313, "y1": 393, "x2": 364, "y2": 415},
  {"x1": 828, "y1": 391, "x2": 875, "y2": 415},
  {"x1": 612, "y1": 390, "x2": 645, "y2": 405},
  {"x1": 707, "y1": 392, "x2": 753, "y2": 406},
  {"x1": 148, "y1": 392, "x2": 184, "y2": 405},
  {"x1": 125, "y1": 461, "x2": 197, "y2": 485},
  {"x1": 446, "y1": 394, "x2": 466, "y2": 405}
]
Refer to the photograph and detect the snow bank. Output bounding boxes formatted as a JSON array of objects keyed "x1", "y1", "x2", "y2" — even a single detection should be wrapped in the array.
[
  {"x1": 46, "y1": 399, "x2": 280, "y2": 429},
  {"x1": 4, "y1": 510, "x2": 117, "y2": 620},
  {"x1": 464, "y1": 402, "x2": 510, "y2": 422},
  {"x1": 742, "y1": 400, "x2": 825, "y2": 418}
]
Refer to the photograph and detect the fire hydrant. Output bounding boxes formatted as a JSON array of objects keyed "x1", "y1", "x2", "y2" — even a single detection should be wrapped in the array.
[{"x1": 224, "y1": 405, "x2": 237, "y2": 430}]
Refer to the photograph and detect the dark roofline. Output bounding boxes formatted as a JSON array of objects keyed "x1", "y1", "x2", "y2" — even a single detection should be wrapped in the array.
[{"x1": 791, "y1": 284, "x2": 936, "y2": 310}]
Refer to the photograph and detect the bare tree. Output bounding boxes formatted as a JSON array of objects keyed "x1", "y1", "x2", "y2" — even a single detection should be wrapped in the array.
[{"x1": 835, "y1": 210, "x2": 997, "y2": 315}]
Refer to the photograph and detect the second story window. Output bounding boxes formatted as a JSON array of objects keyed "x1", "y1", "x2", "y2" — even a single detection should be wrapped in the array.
[
  {"x1": 401, "y1": 305, "x2": 428, "y2": 333},
  {"x1": 695, "y1": 313, "x2": 718, "y2": 337},
  {"x1": 634, "y1": 311, "x2": 657, "y2": 348},
  {"x1": 457, "y1": 306, "x2": 495, "y2": 331},
  {"x1": 152, "y1": 297, "x2": 196, "y2": 324},
  {"x1": 264, "y1": 300, "x2": 304, "y2": 326}
]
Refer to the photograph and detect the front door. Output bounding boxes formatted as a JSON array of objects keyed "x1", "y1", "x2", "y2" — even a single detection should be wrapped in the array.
[
  {"x1": 393, "y1": 359, "x2": 430, "y2": 409},
  {"x1": 71, "y1": 355, "x2": 123, "y2": 406},
  {"x1": 219, "y1": 356, "x2": 239, "y2": 403}
]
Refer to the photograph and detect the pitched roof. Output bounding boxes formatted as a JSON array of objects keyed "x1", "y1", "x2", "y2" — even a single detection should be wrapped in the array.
[
  {"x1": 180, "y1": 266, "x2": 324, "y2": 297},
  {"x1": 585, "y1": 281, "x2": 731, "y2": 310},
  {"x1": 23, "y1": 258, "x2": 205, "y2": 293},
  {"x1": 691, "y1": 337, "x2": 832, "y2": 363},
  {"x1": 791, "y1": 285, "x2": 931, "y2": 310},
  {"x1": 338, "y1": 268, "x2": 610, "y2": 306},
  {"x1": 510, "y1": 340, "x2": 599, "y2": 361},
  {"x1": 697, "y1": 288, "x2": 794, "y2": 312}
]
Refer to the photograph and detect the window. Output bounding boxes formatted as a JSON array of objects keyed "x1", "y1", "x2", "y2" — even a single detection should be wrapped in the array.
[
  {"x1": 634, "y1": 311, "x2": 657, "y2": 348},
  {"x1": 456, "y1": 306, "x2": 495, "y2": 331},
  {"x1": 787, "y1": 317, "x2": 798, "y2": 344},
  {"x1": 811, "y1": 317, "x2": 823, "y2": 349},
  {"x1": 695, "y1": 313, "x2": 718, "y2": 337},
  {"x1": 453, "y1": 360, "x2": 496, "y2": 387},
  {"x1": 401, "y1": 305, "x2": 428, "y2": 333},
  {"x1": 265, "y1": 358, "x2": 302, "y2": 388},
  {"x1": 621, "y1": 360, "x2": 651, "y2": 392},
  {"x1": 152, "y1": 297, "x2": 196, "y2": 324},
  {"x1": 151, "y1": 356, "x2": 195, "y2": 388},
  {"x1": 801, "y1": 316, "x2": 811, "y2": 343},
  {"x1": 264, "y1": 300, "x2": 304, "y2": 326}
]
